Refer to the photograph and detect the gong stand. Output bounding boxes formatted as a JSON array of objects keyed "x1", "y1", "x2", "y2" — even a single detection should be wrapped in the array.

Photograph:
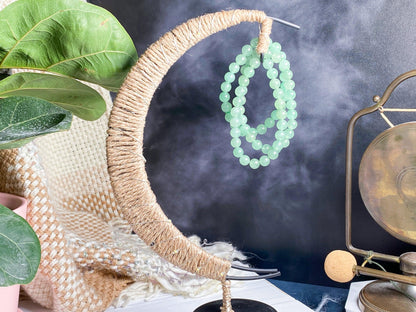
[{"x1": 345, "y1": 69, "x2": 416, "y2": 312}]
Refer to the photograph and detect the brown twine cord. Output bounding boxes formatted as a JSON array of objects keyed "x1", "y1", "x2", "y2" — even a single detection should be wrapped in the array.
[
  {"x1": 107, "y1": 9, "x2": 272, "y2": 284},
  {"x1": 221, "y1": 280, "x2": 234, "y2": 312}
]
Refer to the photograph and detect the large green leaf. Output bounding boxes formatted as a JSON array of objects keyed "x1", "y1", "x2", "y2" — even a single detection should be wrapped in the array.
[
  {"x1": 0, "y1": 204, "x2": 41, "y2": 286},
  {"x1": 0, "y1": 0, "x2": 138, "y2": 91},
  {"x1": 0, "y1": 72, "x2": 105, "y2": 120},
  {"x1": 0, "y1": 96, "x2": 72, "y2": 149}
]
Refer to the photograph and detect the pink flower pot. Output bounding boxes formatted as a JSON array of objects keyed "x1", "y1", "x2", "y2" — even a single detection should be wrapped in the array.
[{"x1": 0, "y1": 192, "x2": 27, "y2": 312}]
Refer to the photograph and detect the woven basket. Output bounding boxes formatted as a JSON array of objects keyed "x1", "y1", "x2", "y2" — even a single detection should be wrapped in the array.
[{"x1": 0, "y1": 4, "x2": 272, "y2": 311}]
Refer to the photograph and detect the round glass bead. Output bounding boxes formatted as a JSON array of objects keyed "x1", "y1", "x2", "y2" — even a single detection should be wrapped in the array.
[
  {"x1": 274, "y1": 98, "x2": 286, "y2": 110},
  {"x1": 233, "y1": 147, "x2": 244, "y2": 158},
  {"x1": 277, "y1": 120, "x2": 288, "y2": 130},
  {"x1": 221, "y1": 82, "x2": 232, "y2": 92},
  {"x1": 250, "y1": 38, "x2": 259, "y2": 47},
  {"x1": 280, "y1": 70, "x2": 293, "y2": 81},
  {"x1": 284, "y1": 90, "x2": 296, "y2": 101},
  {"x1": 269, "y1": 79, "x2": 280, "y2": 89},
  {"x1": 235, "y1": 54, "x2": 247, "y2": 66},
  {"x1": 275, "y1": 130, "x2": 286, "y2": 140},
  {"x1": 282, "y1": 80, "x2": 295, "y2": 90},
  {"x1": 230, "y1": 127, "x2": 241, "y2": 137},
  {"x1": 276, "y1": 109, "x2": 287, "y2": 120},
  {"x1": 259, "y1": 155, "x2": 270, "y2": 167},
  {"x1": 232, "y1": 96, "x2": 245, "y2": 107},
  {"x1": 225, "y1": 113, "x2": 232, "y2": 122},
  {"x1": 272, "y1": 140, "x2": 283, "y2": 151},
  {"x1": 239, "y1": 155, "x2": 250, "y2": 166},
  {"x1": 219, "y1": 92, "x2": 230, "y2": 103},
  {"x1": 229, "y1": 62, "x2": 240, "y2": 74},
  {"x1": 264, "y1": 117, "x2": 275, "y2": 128},
  {"x1": 248, "y1": 128, "x2": 257, "y2": 136},
  {"x1": 261, "y1": 144, "x2": 272, "y2": 154},
  {"x1": 270, "y1": 42, "x2": 281, "y2": 54},
  {"x1": 262, "y1": 59, "x2": 273, "y2": 70},
  {"x1": 267, "y1": 68, "x2": 279, "y2": 79},
  {"x1": 273, "y1": 88, "x2": 284, "y2": 99},
  {"x1": 284, "y1": 129, "x2": 294, "y2": 139},
  {"x1": 239, "y1": 124, "x2": 250, "y2": 136},
  {"x1": 240, "y1": 115, "x2": 248, "y2": 125},
  {"x1": 286, "y1": 100, "x2": 297, "y2": 110},
  {"x1": 256, "y1": 124, "x2": 267, "y2": 135},
  {"x1": 249, "y1": 57, "x2": 261, "y2": 69},
  {"x1": 272, "y1": 51, "x2": 286, "y2": 63},
  {"x1": 287, "y1": 120, "x2": 298, "y2": 130},
  {"x1": 230, "y1": 117, "x2": 242, "y2": 128},
  {"x1": 231, "y1": 137, "x2": 241, "y2": 148},
  {"x1": 242, "y1": 66, "x2": 255, "y2": 78},
  {"x1": 246, "y1": 133, "x2": 256, "y2": 143},
  {"x1": 231, "y1": 106, "x2": 244, "y2": 117},
  {"x1": 268, "y1": 149, "x2": 279, "y2": 160},
  {"x1": 287, "y1": 109, "x2": 298, "y2": 120},
  {"x1": 249, "y1": 158, "x2": 260, "y2": 169},
  {"x1": 279, "y1": 60, "x2": 290, "y2": 71},
  {"x1": 224, "y1": 72, "x2": 235, "y2": 83},
  {"x1": 282, "y1": 139, "x2": 290, "y2": 148},
  {"x1": 235, "y1": 86, "x2": 247, "y2": 97},
  {"x1": 241, "y1": 45, "x2": 253, "y2": 56},
  {"x1": 238, "y1": 75, "x2": 250, "y2": 87},
  {"x1": 221, "y1": 102, "x2": 232, "y2": 113},
  {"x1": 252, "y1": 140, "x2": 262, "y2": 150}
]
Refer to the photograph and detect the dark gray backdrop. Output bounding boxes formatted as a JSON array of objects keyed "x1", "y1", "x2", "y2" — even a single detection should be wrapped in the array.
[{"x1": 90, "y1": 0, "x2": 416, "y2": 287}]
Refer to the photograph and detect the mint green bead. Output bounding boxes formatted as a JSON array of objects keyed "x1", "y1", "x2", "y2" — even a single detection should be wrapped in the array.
[
  {"x1": 250, "y1": 38, "x2": 259, "y2": 48},
  {"x1": 221, "y1": 102, "x2": 232, "y2": 113},
  {"x1": 252, "y1": 139, "x2": 262, "y2": 150},
  {"x1": 256, "y1": 124, "x2": 267, "y2": 135},
  {"x1": 235, "y1": 54, "x2": 247, "y2": 66},
  {"x1": 269, "y1": 79, "x2": 281, "y2": 89},
  {"x1": 233, "y1": 147, "x2": 244, "y2": 158},
  {"x1": 242, "y1": 45, "x2": 253, "y2": 56},
  {"x1": 235, "y1": 86, "x2": 247, "y2": 97},
  {"x1": 238, "y1": 75, "x2": 250, "y2": 87},
  {"x1": 230, "y1": 117, "x2": 242, "y2": 128},
  {"x1": 277, "y1": 120, "x2": 288, "y2": 130},
  {"x1": 268, "y1": 149, "x2": 279, "y2": 160},
  {"x1": 263, "y1": 50, "x2": 272, "y2": 59},
  {"x1": 221, "y1": 82, "x2": 232, "y2": 92},
  {"x1": 249, "y1": 158, "x2": 260, "y2": 169},
  {"x1": 229, "y1": 62, "x2": 240, "y2": 74},
  {"x1": 262, "y1": 59, "x2": 273, "y2": 70},
  {"x1": 273, "y1": 88, "x2": 284, "y2": 99},
  {"x1": 279, "y1": 59, "x2": 290, "y2": 71},
  {"x1": 275, "y1": 109, "x2": 287, "y2": 120},
  {"x1": 259, "y1": 155, "x2": 270, "y2": 167},
  {"x1": 239, "y1": 155, "x2": 250, "y2": 166},
  {"x1": 284, "y1": 129, "x2": 295, "y2": 139},
  {"x1": 264, "y1": 117, "x2": 275, "y2": 128},
  {"x1": 232, "y1": 96, "x2": 246, "y2": 107},
  {"x1": 287, "y1": 109, "x2": 298, "y2": 120},
  {"x1": 280, "y1": 70, "x2": 293, "y2": 81},
  {"x1": 230, "y1": 127, "x2": 241, "y2": 137},
  {"x1": 262, "y1": 144, "x2": 272, "y2": 154},
  {"x1": 243, "y1": 66, "x2": 255, "y2": 78},
  {"x1": 239, "y1": 124, "x2": 250, "y2": 136},
  {"x1": 241, "y1": 115, "x2": 248, "y2": 124},
  {"x1": 246, "y1": 133, "x2": 256, "y2": 143},
  {"x1": 249, "y1": 57, "x2": 261, "y2": 69},
  {"x1": 248, "y1": 128, "x2": 257, "y2": 135},
  {"x1": 225, "y1": 112, "x2": 232, "y2": 122},
  {"x1": 272, "y1": 140, "x2": 283, "y2": 151},
  {"x1": 274, "y1": 130, "x2": 286, "y2": 140},
  {"x1": 286, "y1": 100, "x2": 297, "y2": 110},
  {"x1": 287, "y1": 120, "x2": 298, "y2": 130},
  {"x1": 224, "y1": 72, "x2": 235, "y2": 82},
  {"x1": 231, "y1": 137, "x2": 241, "y2": 148},
  {"x1": 269, "y1": 42, "x2": 281, "y2": 54},
  {"x1": 272, "y1": 51, "x2": 285, "y2": 63},
  {"x1": 282, "y1": 139, "x2": 290, "y2": 148},
  {"x1": 219, "y1": 92, "x2": 230, "y2": 103},
  {"x1": 231, "y1": 106, "x2": 244, "y2": 116},
  {"x1": 284, "y1": 90, "x2": 296, "y2": 101},
  {"x1": 274, "y1": 98, "x2": 286, "y2": 110},
  {"x1": 282, "y1": 80, "x2": 295, "y2": 90},
  {"x1": 267, "y1": 68, "x2": 279, "y2": 79}
]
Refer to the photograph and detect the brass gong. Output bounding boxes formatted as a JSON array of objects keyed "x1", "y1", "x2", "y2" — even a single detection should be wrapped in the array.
[{"x1": 359, "y1": 121, "x2": 416, "y2": 245}]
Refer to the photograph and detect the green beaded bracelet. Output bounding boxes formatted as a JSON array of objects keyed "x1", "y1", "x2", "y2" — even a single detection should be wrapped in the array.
[{"x1": 220, "y1": 37, "x2": 297, "y2": 169}]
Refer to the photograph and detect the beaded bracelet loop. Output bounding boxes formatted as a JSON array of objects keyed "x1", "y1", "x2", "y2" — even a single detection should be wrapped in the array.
[{"x1": 219, "y1": 37, "x2": 297, "y2": 169}]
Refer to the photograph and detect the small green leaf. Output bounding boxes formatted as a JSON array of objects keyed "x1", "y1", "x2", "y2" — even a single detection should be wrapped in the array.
[
  {"x1": 0, "y1": 72, "x2": 106, "y2": 120},
  {"x1": 0, "y1": 96, "x2": 72, "y2": 149},
  {"x1": 0, "y1": 0, "x2": 138, "y2": 91},
  {"x1": 0, "y1": 204, "x2": 41, "y2": 286}
]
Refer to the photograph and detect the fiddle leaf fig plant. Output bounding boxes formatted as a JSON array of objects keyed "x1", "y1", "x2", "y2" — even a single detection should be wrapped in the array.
[
  {"x1": 0, "y1": 0, "x2": 138, "y2": 149},
  {"x1": 0, "y1": 0, "x2": 138, "y2": 286},
  {"x1": 0, "y1": 204, "x2": 41, "y2": 286}
]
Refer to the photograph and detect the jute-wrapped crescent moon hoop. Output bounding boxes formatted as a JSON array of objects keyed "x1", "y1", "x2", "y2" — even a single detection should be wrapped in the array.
[{"x1": 107, "y1": 10, "x2": 272, "y2": 284}]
